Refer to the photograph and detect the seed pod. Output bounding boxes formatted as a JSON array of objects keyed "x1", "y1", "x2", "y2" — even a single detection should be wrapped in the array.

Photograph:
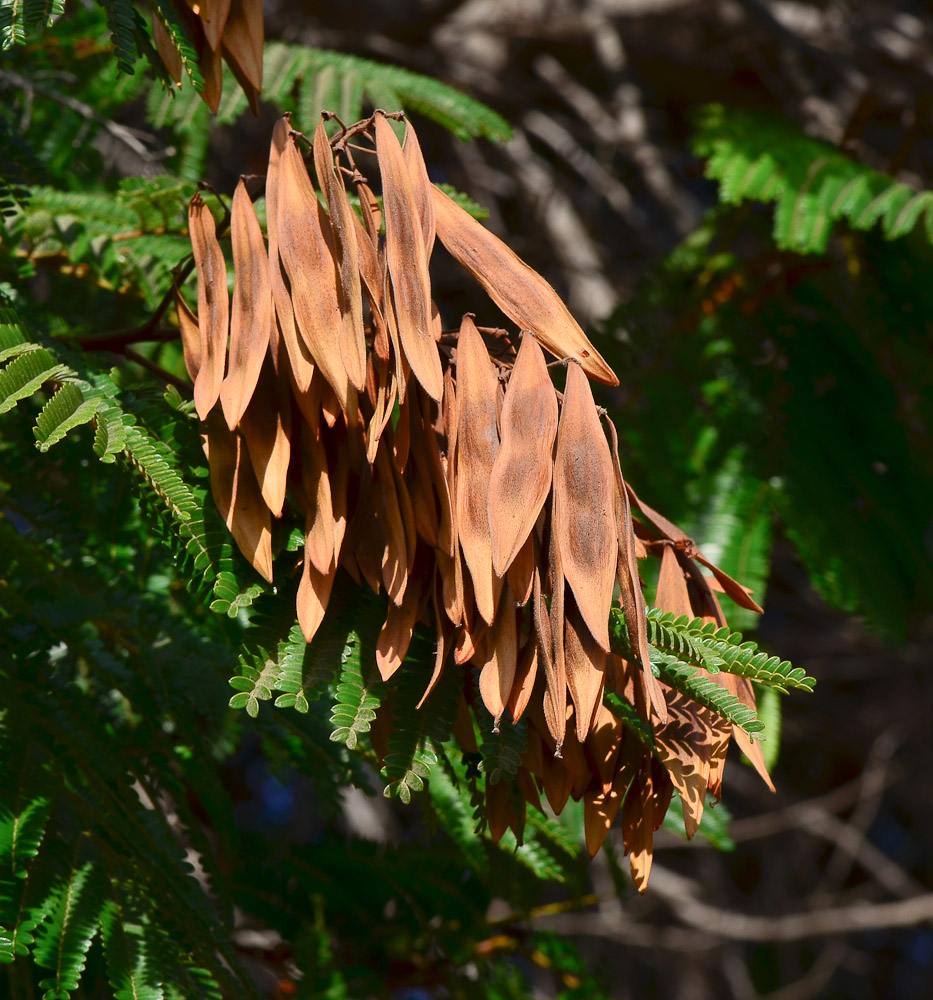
[
  {"x1": 152, "y1": 15, "x2": 182, "y2": 85},
  {"x1": 605, "y1": 418, "x2": 669, "y2": 723},
  {"x1": 376, "y1": 565, "x2": 424, "y2": 681},
  {"x1": 375, "y1": 442, "x2": 409, "y2": 605},
  {"x1": 297, "y1": 537, "x2": 335, "y2": 643},
  {"x1": 188, "y1": 194, "x2": 228, "y2": 420},
  {"x1": 506, "y1": 533, "x2": 535, "y2": 607},
  {"x1": 220, "y1": 178, "x2": 272, "y2": 430},
  {"x1": 488, "y1": 333, "x2": 557, "y2": 575},
  {"x1": 507, "y1": 634, "x2": 538, "y2": 722},
  {"x1": 418, "y1": 577, "x2": 452, "y2": 705},
  {"x1": 565, "y1": 597, "x2": 607, "y2": 743},
  {"x1": 477, "y1": 589, "x2": 518, "y2": 723},
  {"x1": 266, "y1": 117, "x2": 315, "y2": 392},
  {"x1": 199, "y1": 24, "x2": 225, "y2": 114},
  {"x1": 454, "y1": 316, "x2": 502, "y2": 624},
  {"x1": 402, "y1": 119, "x2": 435, "y2": 257},
  {"x1": 277, "y1": 131, "x2": 353, "y2": 413},
  {"x1": 553, "y1": 362, "x2": 616, "y2": 653},
  {"x1": 626, "y1": 482, "x2": 763, "y2": 613},
  {"x1": 432, "y1": 184, "x2": 618, "y2": 386},
  {"x1": 202, "y1": 410, "x2": 272, "y2": 583},
  {"x1": 375, "y1": 112, "x2": 443, "y2": 402},
  {"x1": 534, "y1": 546, "x2": 566, "y2": 749},
  {"x1": 313, "y1": 120, "x2": 367, "y2": 391},
  {"x1": 175, "y1": 288, "x2": 201, "y2": 382},
  {"x1": 197, "y1": 0, "x2": 231, "y2": 52},
  {"x1": 219, "y1": 0, "x2": 263, "y2": 97},
  {"x1": 583, "y1": 758, "x2": 628, "y2": 858},
  {"x1": 239, "y1": 358, "x2": 290, "y2": 518},
  {"x1": 299, "y1": 419, "x2": 335, "y2": 578}
]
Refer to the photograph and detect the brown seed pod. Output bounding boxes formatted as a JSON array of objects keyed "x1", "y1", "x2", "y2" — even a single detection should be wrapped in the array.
[
  {"x1": 432, "y1": 184, "x2": 618, "y2": 386},
  {"x1": 402, "y1": 119, "x2": 436, "y2": 258},
  {"x1": 477, "y1": 588, "x2": 518, "y2": 723},
  {"x1": 220, "y1": 0, "x2": 264, "y2": 102},
  {"x1": 488, "y1": 333, "x2": 558, "y2": 576},
  {"x1": 553, "y1": 362, "x2": 616, "y2": 653},
  {"x1": 277, "y1": 132, "x2": 353, "y2": 413},
  {"x1": 313, "y1": 120, "x2": 367, "y2": 392},
  {"x1": 188, "y1": 193, "x2": 228, "y2": 420},
  {"x1": 239, "y1": 359, "x2": 290, "y2": 518},
  {"x1": 375, "y1": 112, "x2": 443, "y2": 402},
  {"x1": 605, "y1": 418, "x2": 669, "y2": 724},
  {"x1": 220, "y1": 178, "x2": 272, "y2": 431},
  {"x1": 197, "y1": 0, "x2": 231, "y2": 53},
  {"x1": 202, "y1": 410, "x2": 272, "y2": 583},
  {"x1": 454, "y1": 316, "x2": 502, "y2": 624},
  {"x1": 266, "y1": 117, "x2": 315, "y2": 393},
  {"x1": 564, "y1": 597, "x2": 607, "y2": 743},
  {"x1": 175, "y1": 287, "x2": 201, "y2": 382}
]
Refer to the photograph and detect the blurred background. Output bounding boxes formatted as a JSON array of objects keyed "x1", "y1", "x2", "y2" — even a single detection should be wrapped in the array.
[{"x1": 254, "y1": 2, "x2": 933, "y2": 996}]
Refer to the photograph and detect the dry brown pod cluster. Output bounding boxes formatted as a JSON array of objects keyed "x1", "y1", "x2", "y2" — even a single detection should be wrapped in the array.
[
  {"x1": 181, "y1": 111, "x2": 773, "y2": 891},
  {"x1": 152, "y1": 0, "x2": 264, "y2": 114}
]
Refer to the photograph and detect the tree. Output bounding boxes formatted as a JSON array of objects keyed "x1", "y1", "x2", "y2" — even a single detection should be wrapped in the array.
[{"x1": 2, "y1": 3, "x2": 929, "y2": 999}]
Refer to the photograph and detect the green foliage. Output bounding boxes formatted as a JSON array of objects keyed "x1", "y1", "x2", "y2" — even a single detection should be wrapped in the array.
[
  {"x1": 694, "y1": 103, "x2": 933, "y2": 252},
  {"x1": 380, "y1": 647, "x2": 461, "y2": 803}
]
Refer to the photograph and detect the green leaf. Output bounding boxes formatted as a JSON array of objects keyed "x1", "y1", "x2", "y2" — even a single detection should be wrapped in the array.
[
  {"x1": 0, "y1": 348, "x2": 73, "y2": 414},
  {"x1": 33, "y1": 383, "x2": 101, "y2": 451}
]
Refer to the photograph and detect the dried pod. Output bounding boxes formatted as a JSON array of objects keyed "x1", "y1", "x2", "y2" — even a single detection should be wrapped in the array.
[
  {"x1": 220, "y1": 178, "x2": 272, "y2": 430},
  {"x1": 266, "y1": 117, "x2": 316, "y2": 393},
  {"x1": 565, "y1": 597, "x2": 607, "y2": 743},
  {"x1": 454, "y1": 316, "x2": 502, "y2": 624},
  {"x1": 277, "y1": 131, "x2": 353, "y2": 413},
  {"x1": 202, "y1": 410, "x2": 272, "y2": 583},
  {"x1": 402, "y1": 119, "x2": 436, "y2": 257},
  {"x1": 432, "y1": 185, "x2": 618, "y2": 386},
  {"x1": 239, "y1": 359, "x2": 290, "y2": 518},
  {"x1": 507, "y1": 634, "x2": 538, "y2": 722},
  {"x1": 313, "y1": 120, "x2": 367, "y2": 391},
  {"x1": 175, "y1": 287, "x2": 201, "y2": 382},
  {"x1": 376, "y1": 567, "x2": 424, "y2": 681},
  {"x1": 477, "y1": 589, "x2": 518, "y2": 723},
  {"x1": 188, "y1": 193, "x2": 228, "y2": 420},
  {"x1": 488, "y1": 333, "x2": 558, "y2": 576},
  {"x1": 606, "y1": 418, "x2": 669, "y2": 723},
  {"x1": 297, "y1": 541, "x2": 335, "y2": 643},
  {"x1": 198, "y1": 26, "x2": 225, "y2": 114},
  {"x1": 553, "y1": 362, "x2": 616, "y2": 653},
  {"x1": 152, "y1": 15, "x2": 182, "y2": 85},
  {"x1": 375, "y1": 112, "x2": 443, "y2": 401},
  {"x1": 220, "y1": 0, "x2": 264, "y2": 100},
  {"x1": 197, "y1": 0, "x2": 231, "y2": 53}
]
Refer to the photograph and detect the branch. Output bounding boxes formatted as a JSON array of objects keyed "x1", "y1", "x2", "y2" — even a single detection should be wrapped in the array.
[
  {"x1": 536, "y1": 864, "x2": 933, "y2": 945},
  {"x1": 0, "y1": 70, "x2": 162, "y2": 167}
]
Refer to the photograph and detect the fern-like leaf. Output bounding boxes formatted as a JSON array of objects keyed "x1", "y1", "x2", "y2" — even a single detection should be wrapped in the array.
[
  {"x1": 476, "y1": 707, "x2": 526, "y2": 786},
  {"x1": 654, "y1": 655, "x2": 765, "y2": 739},
  {"x1": 0, "y1": 348, "x2": 73, "y2": 414},
  {"x1": 380, "y1": 643, "x2": 461, "y2": 803},
  {"x1": 99, "y1": 0, "x2": 138, "y2": 76},
  {"x1": 329, "y1": 636, "x2": 384, "y2": 751},
  {"x1": 694, "y1": 104, "x2": 933, "y2": 252},
  {"x1": 149, "y1": 0, "x2": 203, "y2": 92},
  {"x1": 644, "y1": 610, "x2": 816, "y2": 693},
  {"x1": 33, "y1": 861, "x2": 107, "y2": 999},
  {"x1": 100, "y1": 897, "x2": 164, "y2": 1000},
  {"x1": 0, "y1": 309, "x2": 36, "y2": 362},
  {"x1": 33, "y1": 382, "x2": 101, "y2": 451}
]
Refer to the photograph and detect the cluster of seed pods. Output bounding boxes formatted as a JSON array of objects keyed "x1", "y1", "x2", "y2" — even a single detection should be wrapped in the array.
[
  {"x1": 180, "y1": 112, "x2": 771, "y2": 890},
  {"x1": 153, "y1": 0, "x2": 264, "y2": 114}
]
